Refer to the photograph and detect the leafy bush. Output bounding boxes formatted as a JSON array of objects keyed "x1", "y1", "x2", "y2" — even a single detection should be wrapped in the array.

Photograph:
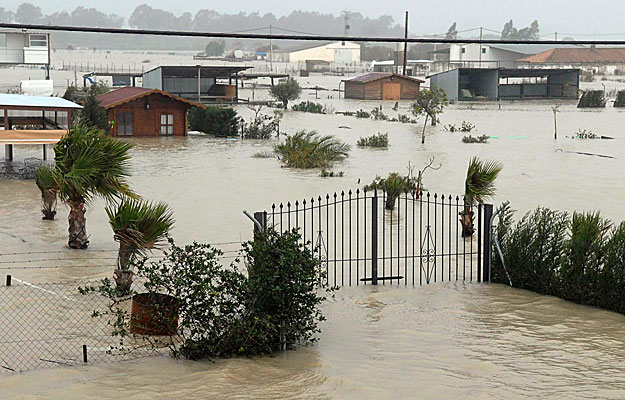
[
  {"x1": 320, "y1": 169, "x2": 344, "y2": 177},
  {"x1": 252, "y1": 151, "x2": 275, "y2": 158},
  {"x1": 82, "y1": 230, "x2": 331, "y2": 359},
  {"x1": 580, "y1": 70, "x2": 595, "y2": 82},
  {"x1": 577, "y1": 90, "x2": 606, "y2": 108},
  {"x1": 243, "y1": 107, "x2": 281, "y2": 139},
  {"x1": 188, "y1": 106, "x2": 240, "y2": 137},
  {"x1": 445, "y1": 121, "x2": 476, "y2": 132},
  {"x1": 269, "y1": 77, "x2": 302, "y2": 109},
  {"x1": 291, "y1": 101, "x2": 325, "y2": 114},
  {"x1": 574, "y1": 129, "x2": 599, "y2": 139},
  {"x1": 274, "y1": 130, "x2": 350, "y2": 169},
  {"x1": 355, "y1": 109, "x2": 371, "y2": 118},
  {"x1": 357, "y1": 133, "x2": 389, "y2": 148},
  {"x1": 493, "y1": 207, "x2": 625, "y2": 313},
  {"x1": 462, "y1": 134, "x2": 489, "y2": 143},
  {"x1": 614, "y1": 90, "x2": 625, "y2": 107},
  {"x1": 370, "y1": 106, "x2": 388, "y2": 121},
  {"x1": 394, "y1": 114, "x2": 417, "y2": 124}
]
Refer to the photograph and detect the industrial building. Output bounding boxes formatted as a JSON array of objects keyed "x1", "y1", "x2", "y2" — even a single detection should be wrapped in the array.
[
  {"x1": 142, "y1": 65, "x2": 252, "y2": 103},
  {"x1": 428, "y1": 68, "x2": 580, "y2": 102},
  {"x1": 430, "y1": 44, "x2": 552, "y2": 68},
  {"x1": 97, "y1": 87, "x2": 205, "y2": 137},
  {"x1": 272, "y1": 41, "x2": 361, "y2": 63},
  {"x1": 0, "y1": 31, "x2": 51, "y2": 78},
  {"x1": 518, "y1": 47, "x2": 625, "y2": 74},
  {"x1": 342, "y1": 73, "x2": 424, "y2": 100}
]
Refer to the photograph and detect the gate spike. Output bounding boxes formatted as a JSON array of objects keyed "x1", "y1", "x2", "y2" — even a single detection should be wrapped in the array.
[{"x1": 348, "y1": 189, "x2": 352, "y2": 195}]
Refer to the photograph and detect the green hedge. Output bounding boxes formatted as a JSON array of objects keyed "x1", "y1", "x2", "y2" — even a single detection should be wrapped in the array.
[
  {"x1": 188, "y1": 106, "x2": 240, "y2": 137},
  {"x1": 493, "y1": 206, "x2": 625, "y2": 313},
  {"x1": 577, "y1": 90, "x2": 606, "y2": 108},
  {"x1": 615, "y1": 90, "x2": 625, "y2": 107}
]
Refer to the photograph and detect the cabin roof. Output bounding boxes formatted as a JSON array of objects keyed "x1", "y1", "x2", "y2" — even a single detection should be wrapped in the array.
[
  {"x1": 97, "y1": 87, "x2": 207, "y2": 109},
  {"x1": 342, "y1": 72, "x2": 424, "y2": 84}
]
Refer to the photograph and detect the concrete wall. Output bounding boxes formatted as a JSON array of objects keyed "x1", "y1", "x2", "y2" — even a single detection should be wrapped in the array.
[
  {"x1": 142, "y1": 68, "x2": 163, "y2": 90},
  {"x1": 279, "y1": 41, "x2": 361, "y2": 63},
  {"x1": 429, "y1": 69, "x2": 459, "y2": 102}
]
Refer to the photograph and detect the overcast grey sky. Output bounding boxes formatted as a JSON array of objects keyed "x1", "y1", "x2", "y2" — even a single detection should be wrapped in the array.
[{"x1": 3, "y1": 0, "x2": 624, "y2": 38}]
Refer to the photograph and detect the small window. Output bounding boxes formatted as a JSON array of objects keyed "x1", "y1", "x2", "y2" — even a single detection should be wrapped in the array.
[
  {"x1": 482, "y1": 48, "x2": 487, "y2": 54},
  {"x1": 117, "y1": 112, "x2": 134, "y2": 136},
  {"x1": 160, "y1": 114, "x2": 174, "y2": 135},
  {"x1": 29, "y1": 34, "x2": 48, "y2": 48},
  {"x1": 461, "y1": 48, "x2": 466, "y2": 54}
]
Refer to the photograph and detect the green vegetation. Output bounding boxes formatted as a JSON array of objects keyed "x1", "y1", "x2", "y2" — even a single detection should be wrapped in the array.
[
  {"x1": 365, "y1": 172, "x2": 418, "y2": 210},
  {"x1": 274, "y1": 130, "x2": 350, "y2": 169},
  {"x1": 204, "y1": 39, "x2": 225, "y2": 56},
  {"x1": 82, "y1": 228, "x2": 331, "y2": 359},
  {"x1": 269, "y1": 77, "x2": 302, "y2": 109},
  {"x1": 461, "y1": 157, "x2": 502, "y2": 236},
  {"x1": 580, "y1": 70, "x2": 595, "y2": 82},
  {"x1": 243, "y1": 107, "x2": 282, "y2": 139},
  {"x1": 53, "y1": 125, "x2": 135, "y2": 249},
  {"x1": 106, "y1": 198, "x2": 174, "y2": 294},
  {"x1": 493, "y1": 206, "x2": 625, "y2": 315},
  {"x1": 370, "y1": 106, "x2": 388, "y2": 121},
  {"x1": 34, "y1": 166, "x2": 58, "y2": 220},
  {"x1": 444, "y1": 121, "x2": 476, "y2": 132},
  {"x1": 357, "y1": 133, "x2": 389, "y2": 148},
  {"x1": 291, "y1": 101, "x2": 326, "y2": 114},
  {"x1": 411, "y1": 88, "x2": 449, "y2": 144},
  {"x1": 574, "y1": 129, "x2": 600, "y2": 139},
  {"x1": 577, "y1": 90, "x2": 606, "y2": 108},
  {"x1": 252, "y1": 151, "x2": 275, "y2": 159},
  {"x1": 188, "y1": 106, "x2": 240, "y2": 137},
  {"x1": 77, "y1": 84, "x2": 111, "y2": 131},
  {"x1": 614, "y1": 90, "x2": 625, "y2": 107},
  {"x1": 320, "y1": 169, "x2": 344, "y2": 177},
  {"x1": 462, "y1": 134, "x2": 490, "y2": 144}
]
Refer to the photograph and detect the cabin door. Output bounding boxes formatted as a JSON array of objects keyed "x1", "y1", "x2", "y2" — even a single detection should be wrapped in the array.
[{"x1": 382, "y1": 83, "x2": 401, "y2": 100}]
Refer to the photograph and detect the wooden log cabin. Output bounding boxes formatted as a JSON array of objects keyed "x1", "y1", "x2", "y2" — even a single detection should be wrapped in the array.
[
  {"x1": 342, "y1": 73, "x2": 424, "y2": 100},
  {"x1": 97, "y1": 87, "x2": 205, "y2": 137}
]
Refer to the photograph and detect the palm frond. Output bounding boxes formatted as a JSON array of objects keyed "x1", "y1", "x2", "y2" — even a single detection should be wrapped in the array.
[
  {"x1": 34, "y1": 166, "x2": 57, "y2": 194},
  {"x1": 465, "y1": 156, "x2": 503, "y2": 205}
]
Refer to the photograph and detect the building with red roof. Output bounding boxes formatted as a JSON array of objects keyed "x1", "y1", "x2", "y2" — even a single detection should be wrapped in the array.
[
  {"x1": 518, "y1": 47, "x2": 625, "y2": 74},
  {"x1": 342, "y1": 73, "x2": 424, "y2": 100},
  {"x1": 97, "y1": 87, "x2": 205, "y2": 137}
]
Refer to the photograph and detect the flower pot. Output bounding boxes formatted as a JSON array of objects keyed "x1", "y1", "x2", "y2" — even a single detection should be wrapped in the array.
[{"x1": 130, "y1": 293, "x2": 179, "y2": 336}]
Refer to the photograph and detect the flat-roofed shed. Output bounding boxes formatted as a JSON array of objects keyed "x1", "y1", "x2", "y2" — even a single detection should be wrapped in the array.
[{"x1": 0, "y1": 93, "x2": 82, "y2": 161}]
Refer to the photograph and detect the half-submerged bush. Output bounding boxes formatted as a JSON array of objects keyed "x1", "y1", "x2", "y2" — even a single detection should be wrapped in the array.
[
  {"x1": 493, "y1": 206, "x2": 625, "y2": 313},
  {"x1": 577, "y1": 90, "x2": 606, "y2": 108},
  {"x1": 462, "y1": 134, "x2": 489, "y2": 143},
  {"x1": 445, "y1": 121, "x2": 476, "y2": 132},
  {"x1": 189, "y1": 106, "x2": 240, "y2": 136},
  {"x1": 365, "y1": 172, "x2": 418, "y2": 210},
  {"x1": 274, "y1": 130, "x2": 350, "y2": 169},
  {"x1": 357, "y1": 133, "x2": 389, "y2": 148},
  {"x1": 291, "y1": 101, "x2": 326, "y2": 114},
  {"x1": 615, "y1": 90, "x2": 625, "y2": 107},
  {"x1": 82, "y1": 230, "x2": 331, "y2": 359}
]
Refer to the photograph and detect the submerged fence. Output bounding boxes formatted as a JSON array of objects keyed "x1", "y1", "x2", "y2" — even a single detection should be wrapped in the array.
[{"x1": 257, "y1": 189, "x2": 494, "y2": 287}]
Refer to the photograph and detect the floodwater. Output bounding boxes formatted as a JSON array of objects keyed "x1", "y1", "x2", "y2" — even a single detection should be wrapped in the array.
[
  {"x1": 3, "y1": 283, "x2": 625, "y2": 399},
  {"x1": 2, "y1": 66, "x2": 625, "y2": 397}
]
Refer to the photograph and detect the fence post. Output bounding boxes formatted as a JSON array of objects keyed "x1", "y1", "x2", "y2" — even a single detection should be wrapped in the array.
[
  {"x1": 82, "y1": 345, "x2": 88, "y2": 363},
  {"x1": 477, "y1": 204, "x2": 482, "y2": 283},
  {"x1": 371, "y1": 190, "x2": 379, "y2": 285},
  {"x1": 482, "y1": 204, "x2": 494, "y2": 283},
  {"x1": 253, "y1": 211, "x2": 267, "y2": 234},
  {"x1": 5, "y1": 275, "x2": 11, "y2": 286}
]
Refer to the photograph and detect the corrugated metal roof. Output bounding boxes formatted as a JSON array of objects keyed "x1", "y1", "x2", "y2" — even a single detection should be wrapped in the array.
[
  {"x1": 342, "y1": 72, "x2": 424, "y2": 84},
  {"x1": 143, "y1": 65, "x2": 252, "y2": 78},
  {"x1": 0, "y1": 94, "x2": 82, "y2": 109},
  {"x1": 275, "y1": 41, "x2": 359, "y2": 53},
  {"x1": 520, "y1": 47, "x2": 625, "y2": 63}
]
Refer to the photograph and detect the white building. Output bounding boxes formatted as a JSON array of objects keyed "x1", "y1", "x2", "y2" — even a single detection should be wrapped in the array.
[
  {"x1": 432, "y1": 44, "x2": 551, "y2": 68},
  {"x1": 0, "y1": 32, "x2": 50, "y2": 65},
  {"x1": 272, "y1": 41, "x2": 360, "y2": 64}
]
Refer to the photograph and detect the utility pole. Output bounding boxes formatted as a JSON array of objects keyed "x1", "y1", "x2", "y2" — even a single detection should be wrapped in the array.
[
  {"x1": 479, "y1": 26, "x2": 483, "y2": 68},
  {"x1": 402, "y1": 11, "x2": 408, "y2": 76},
  {"x1": 269, "y1": 24, "x2": 274, "y2": 72}
]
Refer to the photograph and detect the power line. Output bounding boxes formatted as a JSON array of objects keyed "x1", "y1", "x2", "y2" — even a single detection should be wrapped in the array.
[{"x1": 3, "y1": 22, "x2": 625, "y2": 45}]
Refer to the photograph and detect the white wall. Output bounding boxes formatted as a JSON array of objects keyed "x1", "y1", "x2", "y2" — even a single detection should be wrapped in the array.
[{"x1": 281, "y1": 41, "x2": 361, "y2": 63}]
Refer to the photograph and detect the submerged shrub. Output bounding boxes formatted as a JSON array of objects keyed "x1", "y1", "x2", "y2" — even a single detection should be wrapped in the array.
[
  {"x1": 577, "y1": 90, "x2": 606, "y2": 108},
  {"x1": 189, "y1": 106, "x2": 240, "y2": 137},
  {"x1": 445, "y1": 121, "x2": 476, "y2": 132},
  {"x1": 364, "y1": 172, "x2": 418, "y2": 210},
  {"x1": 493, "y1": 207, "x2": 625, "y2": 314},
  {"x1": 274, "y1": 130, "x2": 350, "y2": 169},
  {"x1": 252, "y1": 151, "x2": 275, "y2": 158},
  {"x1": 462, "y1": 134, "x2": 489, "y2": 143},
  {"x1": 614, "y1": 90, "x2": 625, "y2": 107},
  {"x1": 357, "y1": 133, "x2": 389, "y2": 148},
  {"x1": 574, "y1": 129, "x2": 599, "y2": 139},
  {"x1": 291, "y1": 101, "x2": 325, "y2": 114}
]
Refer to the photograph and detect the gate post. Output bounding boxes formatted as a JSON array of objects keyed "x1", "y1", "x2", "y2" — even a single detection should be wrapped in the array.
[
  {"x1": 371, "y1": 190, "x2": 379, "y2": 285},
  {"x1": 482, "y1": 204, "x2": 494, "y2": 282},
  {"x1": 253, "y1": 211, "x2": 267, "y2": 234}
]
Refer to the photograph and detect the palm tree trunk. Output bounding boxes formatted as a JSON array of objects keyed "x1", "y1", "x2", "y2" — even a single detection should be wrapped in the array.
[
  {"x1": 114, "y1": 243, "x2": 134, "y2": 294},
  {"x1": 460, "y1": 205, "x2": 475, "y2": 237},
  {"x1": 41, "y1": 189, "x2": 57, "y2": 220},
  {"x1": 68, "y1": 196, "x2": 89, "y2": 249}
]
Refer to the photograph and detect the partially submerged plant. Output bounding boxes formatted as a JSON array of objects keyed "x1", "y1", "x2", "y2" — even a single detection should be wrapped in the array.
[
  {"x1": 445, "y1": 121, "x2": 476, "y2": 132},
  {"x1": 252, "y1": 151, "x2": 276, "y2": 158},
  {"x1": 269, "y1": 77, "x2": 302, "y2": 109},
  {"x1": 274, "y1": 130, "x2": 350, "y2": 169},
  {"x1": 411, "y1": 88, "x2": 449, "y2": 144},
  {"x1": 574, "y1": 129, "x2": 599, "y2": 139},
  {"x1": 577, "y1": 90, "x2": 606, "y2": 108},
  {"x1": 370, "y1": 106, "x2": 389, "y2": 121},
  {"x1": 320, "y1": 169, "x2": 344, "y2": 177},
  {"x1": 291, "y1": 101, "x2": 326, "y2": 114},
  {"x1": 34, "y1": 166, "x2": 58, "y2": 220},
  {"x1": 106, "y1": 198, "x2": 174, "y2": 294},
  {"x1": 365, "y1": 172, "x2": 418, "y2": 210},
  {"x1": 461, "y1": 157, "x2": 503, "y2": 237},
  {"x1": 462, "y1": 134, "x2": 490, "y2": 143},
  {"x1": 243, "y1": 105, "x2": 280, "y2": 139},
  {"x1": 357, "y1": 133, "x2": 389, "y2": 148}
]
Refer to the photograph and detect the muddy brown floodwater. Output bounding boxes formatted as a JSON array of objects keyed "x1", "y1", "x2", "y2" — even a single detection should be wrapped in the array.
[{"x1": 2, "y1": 96, "x2": 625, "y2": 398}]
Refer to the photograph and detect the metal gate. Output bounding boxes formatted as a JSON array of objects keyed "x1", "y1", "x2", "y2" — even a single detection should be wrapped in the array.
[{"x1": 255, "y1": 189, "x2": 493, "y2": 287}]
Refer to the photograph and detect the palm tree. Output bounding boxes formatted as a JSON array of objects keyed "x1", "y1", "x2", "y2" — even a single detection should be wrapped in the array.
[
  {"x1": 460, "y1": 157, "x2": 503, "y2": 237},
  {"x1": 274, "y1": 130, "x2": 350, "y2": 169},
  {"x1": 53, "y1": 125, "x2": 135, "y2": 249},
  {"x1": 106, "y1": 198, "x2": 174, "y2": 293},
  {"x1": 34, "y1": 166, "x2": 58, "y2": 220}
]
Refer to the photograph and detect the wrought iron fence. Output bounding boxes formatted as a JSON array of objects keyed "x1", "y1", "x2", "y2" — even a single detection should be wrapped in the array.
[{"x1": 258, "y1": 189, "x2": 493, "y2": 287}]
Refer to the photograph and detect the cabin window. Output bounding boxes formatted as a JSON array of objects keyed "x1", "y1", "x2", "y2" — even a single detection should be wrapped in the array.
[
  {"x1": 29, "y1": 34, "x2": 48, "y2": 48},
  {"x1": 461, "y1": 48, "x2": 466, "y2": 54},
  {"x1": 482, "y1": 48, "x2": 487, "y2": 54},
  {"x1": 117, "y1": 112, "x2": 134, "y2": 136},
  {"x1": 160, "y1": 114, "x2": 174, "y2": 135}
]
